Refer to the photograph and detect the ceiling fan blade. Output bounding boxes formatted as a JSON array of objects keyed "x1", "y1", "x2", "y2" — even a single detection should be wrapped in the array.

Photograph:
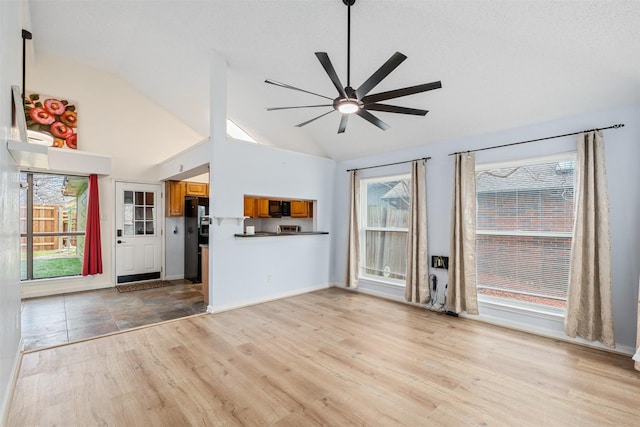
[
  {"x1": 355, "y1": 109, "x2": 390, "y2": 131},
  {"x1": 362, "y1": 81, "x2": 442, "y2": 104},
  {"x1": 338, "y1": 114, "x2": 349, "y2": 134},
  {"x1": 355, "y1": 52, "x2": 407, "y2": 100},
  {"x1": 364, "y1": 103, "x2": 428, "y2": 116},
  {"x1": 265, "y1": 79, "x2": 334, "y2": 101},
  {"x1": 315, "y1": 52, "x2": 347, "y2": 98},
  {"x1": 267, "y1": 104, "x2": 333, "y2": 111},
  {"x1": 295, "y1": 110, "x2": 335, "y2": 128}
]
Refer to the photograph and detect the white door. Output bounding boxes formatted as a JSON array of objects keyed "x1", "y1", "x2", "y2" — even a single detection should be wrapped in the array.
[{"x1": 115, "y1": 182, "x2": 163, "y2": 283}]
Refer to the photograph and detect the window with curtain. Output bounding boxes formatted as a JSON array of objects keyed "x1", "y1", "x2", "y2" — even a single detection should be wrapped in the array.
[
  {"x1": 20, "y1": 172, "x2": 88, "y2": 280},
  {"x1": 475, "y1": 153, "x2": 576, "y2": 309},
  {"x1": 360, "y1": 174, "x2": 411, "y2": 284}
]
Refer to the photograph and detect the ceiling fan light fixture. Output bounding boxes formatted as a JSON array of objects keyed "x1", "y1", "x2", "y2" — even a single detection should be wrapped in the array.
[{"x1": 336, "y1": 99, "x2": 359, "y2": 114}]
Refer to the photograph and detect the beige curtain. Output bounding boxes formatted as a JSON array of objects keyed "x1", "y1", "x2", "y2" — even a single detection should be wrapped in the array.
[
  {"x1": 564, "y1": 131, "x2": 615, "y2": 347},
  {"x1": 405, "y1": 160, "x2": 429, "y2": 303},
  {"x1": 447, "y1": 153, "x2": 478, "y2": 315},
  {"x1": 346, "y1": 170, "x2": 360, "y2": 288}
]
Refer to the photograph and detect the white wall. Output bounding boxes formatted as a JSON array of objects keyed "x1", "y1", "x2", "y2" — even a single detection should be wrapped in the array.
[
  {"x1": 22, "y1": 53, "x2": 202, "y2": 296},
  {"x1": 332, "y1": 103, "x2": 640, "y2": 352},
  {"x1": 210, "y1": 140, "x2": 335, "y2": 311},
  {"x1": 0, "y1": 0, "x2": 25, "y2": 421}
]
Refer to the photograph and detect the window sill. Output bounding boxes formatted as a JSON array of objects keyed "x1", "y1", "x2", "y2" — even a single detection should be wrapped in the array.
[
  {"x1": 477, "y1": 294, "x2": 565, "y2": 321},
  {"x1": 358, "y1": 276, "x2": 406, "y2": 289}
]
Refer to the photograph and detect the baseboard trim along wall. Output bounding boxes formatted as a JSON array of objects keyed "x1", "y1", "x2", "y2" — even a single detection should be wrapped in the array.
[
  {"x1": 21, "y1": 280, "x2": 114, "y2": 299},
  {"x1": 1, "y1": 338, "x2": 23, "y2": 427},
  {"x1": 208, "y1": 283, "x2": 332, "y2": 314}
]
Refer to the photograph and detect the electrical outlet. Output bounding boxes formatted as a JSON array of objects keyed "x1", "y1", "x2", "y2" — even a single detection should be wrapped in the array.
[
  {"x1": 266, "y1": 274, "x2": 272, "y2": 283},
  {"x1": 431, "y1": 255, "x2": 449, "y2": 270}
]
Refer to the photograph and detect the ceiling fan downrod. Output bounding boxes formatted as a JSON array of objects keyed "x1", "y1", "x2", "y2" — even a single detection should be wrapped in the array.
[{"x1": 344, "y1": 0, "x2": 355, "y2": 88}]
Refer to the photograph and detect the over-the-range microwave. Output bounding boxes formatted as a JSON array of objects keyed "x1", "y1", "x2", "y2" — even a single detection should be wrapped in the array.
[{"x1": 269, "y1": 200, "x2": 291, "y2": 217}]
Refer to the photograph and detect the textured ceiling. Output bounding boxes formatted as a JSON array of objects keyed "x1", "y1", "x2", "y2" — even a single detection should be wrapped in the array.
[{"x1": 27, "y1": 0, "x2": 640, "y2": 161}]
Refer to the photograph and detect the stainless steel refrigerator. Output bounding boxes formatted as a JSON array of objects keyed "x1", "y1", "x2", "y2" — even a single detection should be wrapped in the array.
[{"x1": 184, "y1": 196, "x2": 209, "y2": 283}]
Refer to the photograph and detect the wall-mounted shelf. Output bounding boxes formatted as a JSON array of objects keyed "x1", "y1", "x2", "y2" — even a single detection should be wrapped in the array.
[
  {"x1": 213, "y1": 216, "x2": 248, "y2": 226},
  {"x1": 7, "y1": 139, "x2": 112, "y2": 175},
  {"x1": 7, "y1": 139, "x2": 49, "y2": 169}
]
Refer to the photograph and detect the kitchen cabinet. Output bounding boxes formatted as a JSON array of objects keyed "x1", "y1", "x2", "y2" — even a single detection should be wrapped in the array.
[
  {"x1": 166, "y1": 180, "x2": 186, "y2": 217},
  {"x1": 291, "y1": 200, "x2": 313, "y2": 218},
  {"x1": 186, "y1": 182, "x2": 209, "y2": 197},
  {"x1": 256, "y1": 198, "x2": 270, "y2": 218},
  {"x1": 244, "y1": 197, "x2": 256, "y2": 218}
]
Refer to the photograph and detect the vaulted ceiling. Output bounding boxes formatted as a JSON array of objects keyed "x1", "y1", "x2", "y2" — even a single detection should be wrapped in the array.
[{"x1": 27, "y1": 0, "x2": 640, "y2": 161}]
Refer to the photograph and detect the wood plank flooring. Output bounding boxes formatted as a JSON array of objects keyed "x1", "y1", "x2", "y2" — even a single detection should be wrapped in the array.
[{"x1": 7, "y1": 288, "x2": 640, "y2": 426}]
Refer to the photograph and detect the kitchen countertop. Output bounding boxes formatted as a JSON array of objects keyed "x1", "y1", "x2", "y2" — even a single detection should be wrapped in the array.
[{"x1": 234, "y1": 231, "x2": 329, "y2": 238}]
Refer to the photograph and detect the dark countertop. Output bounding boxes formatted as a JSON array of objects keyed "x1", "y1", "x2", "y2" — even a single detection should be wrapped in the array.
[{"x1": 234, "y1": 231, "x2": 329, "y2": 238}]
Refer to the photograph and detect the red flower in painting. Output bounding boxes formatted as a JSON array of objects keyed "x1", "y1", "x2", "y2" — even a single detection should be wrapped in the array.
[
  {"x1": 25, "y1": 93, "x2": 78, "y2": 149},
  {"x1": 65, "y1": 133, "x2": 77, "y2": 149},
  {"x1": 50, "y1": 122, "x2": 73, "y2": 139},
  {"x1": 60, "y1": 110, "x2": 77, "y2": 128},
  {"x1": 44, "y1": 98, "x2": 66, "y2": 115},
  {"x1": 29, "y1": 107, "x2": 56, "y2": 125}
]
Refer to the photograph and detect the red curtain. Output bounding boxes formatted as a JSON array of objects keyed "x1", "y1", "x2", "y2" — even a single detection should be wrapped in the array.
[{"x1": 82, "y1": 174, "x2": 103, "y2": 275}]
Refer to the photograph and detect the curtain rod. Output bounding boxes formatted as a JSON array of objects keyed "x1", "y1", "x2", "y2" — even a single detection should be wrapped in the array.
[
  {"x1": 448, "y1": 123, "x2": 625, "y2": 156},
  {"x1": 346, "y1": 156, "x2": 431, "y2": 172}
]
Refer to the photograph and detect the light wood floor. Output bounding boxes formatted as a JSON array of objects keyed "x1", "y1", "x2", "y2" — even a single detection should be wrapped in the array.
[{"x1": 7, "y1": 288, "x2": 640, "y2": 426}]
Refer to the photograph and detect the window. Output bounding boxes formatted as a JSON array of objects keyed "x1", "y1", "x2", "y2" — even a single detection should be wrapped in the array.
[
  {"x1": 122, "y1": 190, "x2": 155, "y2": 236},
  {"x1": 20, "y1": 172, "x2": 88, "y2": 280},
  {"x1": 475, "y1": 153, "x2": 576, "y2": 308},
  {"x1": 360, "y1": 174, "x2": 411, "y2": 284},
  {"x1": 227, "y1": 119, "x2": 260, "y2": 143}
]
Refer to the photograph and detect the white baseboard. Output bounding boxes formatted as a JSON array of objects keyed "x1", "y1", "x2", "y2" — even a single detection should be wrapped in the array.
[
  {"x1": 460, "y1": 310, "x2": 636, "y2": 356},
  {"x1": 208, "y1": 283, "x2": 331, "y2": 314},
  {"x1": 21, "y1": 280, "x2": 114, "y2": 299},
  {"x1": 164, "y1": 274, "x2": 184, "y2": 281},
  {"x1": 1, "y1": 338, "x2": 23, "y2": 427}
]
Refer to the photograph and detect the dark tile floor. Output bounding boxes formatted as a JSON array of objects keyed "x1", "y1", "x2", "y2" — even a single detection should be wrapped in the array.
[{"x1": 21, "y1": 280, "x2": 206, "y2": 351}]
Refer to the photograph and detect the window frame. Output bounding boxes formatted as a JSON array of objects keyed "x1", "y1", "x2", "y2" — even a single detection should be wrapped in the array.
[
  {"x1": 475, "y1": 151, "x2": 577, "y2": 312},
  {"x1": 20, "y1": 171, "x2": 88, "y2": 281},
  {"x1": 359, "y1": 173, "x2": 411, "y2": 287}
]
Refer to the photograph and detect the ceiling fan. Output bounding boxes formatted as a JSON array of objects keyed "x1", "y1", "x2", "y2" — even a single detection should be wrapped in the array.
[{"x1": 265, "y1": 0, "x2": 442, "y2": 134}]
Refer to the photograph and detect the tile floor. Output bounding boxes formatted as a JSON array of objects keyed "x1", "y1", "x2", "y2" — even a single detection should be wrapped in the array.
[{"x1": 21, "y1": 280, "x2": 206, "y2": 351}]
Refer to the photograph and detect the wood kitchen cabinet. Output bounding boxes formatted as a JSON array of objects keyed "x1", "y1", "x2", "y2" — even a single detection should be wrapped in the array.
[
  {"x1": 244, "y1": 197, "x2": 257, "y2": 218},
  {"x1": 291, "y1": 200, "x2": 313, "y2": 218},
  {"x1": 256, "y1": 198, "x2": 270, "y2": 218},
  {"x1": 291, "y1": 200, "x2": 309, "y2": 218},
  {"x1": 243, "y1": 196, "x2": 270, "y2": 218},
  {"x1": 185, "y1": 182, "x2": 209, "y2": 197},
  {"x1": 166, "y1": 180, "x2": 186, "y2": 217}
]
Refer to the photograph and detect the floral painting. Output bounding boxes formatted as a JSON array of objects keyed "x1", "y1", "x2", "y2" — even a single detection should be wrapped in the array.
[{"x1": 24, "y1": 93, "x2": 78, "y2": 150}]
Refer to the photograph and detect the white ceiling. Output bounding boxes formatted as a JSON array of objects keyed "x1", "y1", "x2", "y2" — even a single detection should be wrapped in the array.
[{"x1": 27, "y1": 0, "x2": 640, "y2": 161}]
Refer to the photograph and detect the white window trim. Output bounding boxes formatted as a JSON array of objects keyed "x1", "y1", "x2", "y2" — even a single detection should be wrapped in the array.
[
  {"x1": 359, "y1": 173, "x2": 411, "y2": 286},
  {"x1": 476, "y1": 151, "x2": 576, "y2": 171}
]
